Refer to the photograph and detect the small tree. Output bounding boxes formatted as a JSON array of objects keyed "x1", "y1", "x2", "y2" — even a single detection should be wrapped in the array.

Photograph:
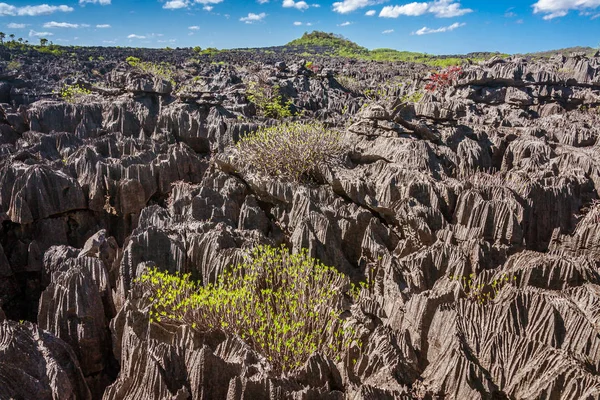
[
  {"x1": 0, "y1": 33, "x2": 5, "y2": 44},
  {"x1": 39, "y1": 38, "x2": 48, "y2": 47},
  {"x1": 9, "y1": 34, "x2": 14, "y2": 42},
  {"x1": 237, "y1": 122, "x2": 343, "y2": 182}
]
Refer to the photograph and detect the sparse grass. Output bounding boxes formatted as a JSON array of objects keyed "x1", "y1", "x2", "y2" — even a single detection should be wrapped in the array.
[
  {"x1": 136, "y1": 245, "x2": 359, "y2": 373},
  {"x1": 237, "y1": 121, "x2": 343, "y2": 182}
]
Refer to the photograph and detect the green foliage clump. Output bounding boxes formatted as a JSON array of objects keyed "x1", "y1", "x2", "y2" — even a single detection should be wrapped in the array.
[
  {"x1": 246, "y1": 81, "x2": 293, "y2": 119},
  {"x1": 35, "y1": 45, "x2": 63, "y2": 56},
  {"x1": 136, "y1": 245, "x2": 358, "y2": 373},
  {"x1": 450, "y1": 273, "x2": 516, "y2": 304},
  {"x1": 59, "y1": 84, "x2": 92, "y2": 103},
  {"x1": 237, "y1": 122, "x2": 343, "y2": 182},
  {"x1": 6, "y1": 60, "x2": 21, "y2": 71},
  {"x1": 126, "y1": 56, "x2": 175, "y2": 82},
  {"x1": 401, "y1": 90, "x2": 424, "y2": 103}
]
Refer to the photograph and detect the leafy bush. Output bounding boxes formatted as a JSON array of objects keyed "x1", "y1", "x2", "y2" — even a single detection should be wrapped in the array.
[
  {"x1": 401, "y1": 90, "x2": 424, "y2": 103},
  {"x1": 59, "y1": 84, "x2": 92, "y2": 103},
  {"x1": 6, "y1": 60, "x2": 21, "y2": 71},
  {"x1": 126, "y1": 56, "x2": 175, "y2": 82},
  {"x1": 237, "y1": 122, "x2": 343, "y2": 182},
  {"x1": 136, "y1": 245, "x2": 358, "y2": 373},
  {"x1": 246, "y1": 80, "x2": 293, "y2": 119},
  {"x1": 425, "y1": 66, "x2": 463, "y2": 92}
]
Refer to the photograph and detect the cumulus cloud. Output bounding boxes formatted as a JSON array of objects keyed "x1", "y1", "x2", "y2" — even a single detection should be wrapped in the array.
[
  {"x1": 128, "y1": 34, "x2": 146, "y2": 39},
  {"x1": 365, "y1": 9, "x2": 376, "y2": 15},
  {"x1": 382, "y1": 28, "x2": 394, "y2": 33},
  {"x1": 240, "y1": 12, "x2": 267, "y2": 23},
  {"x1": 413, "y1": 21, "x2": 465, "y2": 34},
  {"x1": 43, "y1": 21, "x2": 80, "y2": 28},
  {"x1": 163, "y1": 0, "x2": 187, "y2": 8},
  {"x1": 338, "y1": 21, "x2": 352, "y2": 25},
  {"x1": 380, "y1": 0, "x2": 471, "y2": 18},
  {"x1": 79, "y1": 0, "x2": 111, "y2": 5},
  {"x1": 283, "y1": 0, "x2": 309, "y2": 10},
  {"x1": 29, "y1": 29, "x2": 53, "y2": 37},
  {"x1": 533, "y1": 0, "x2": 600, "y2": 19},
  {"x1": 188, "y1": 25, "x2": 200, "y2": 29},
  {"x1": 96, "y1": 24, "x2": 111, "y2": 28},
  {"x1": 0, "y1": 3, "x2": 73, "y2": 16},
  {"x1": 7, "y1": 22, "x2": 27, "y2": 28}
]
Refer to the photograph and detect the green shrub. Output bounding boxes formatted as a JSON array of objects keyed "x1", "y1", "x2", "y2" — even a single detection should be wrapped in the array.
[
  {"x1": 246, "y1": 81, "x2": 293, "y2": 119},
  {"x1": 59, "y1": 84, "x2": 92, "y2": 103},
  {"x1": 401, "y1": 90, "x2": 423, "y2": 103},
  {"x1": 126, "y1": 56, "x2": 175, "y2": 83},
  {"x1": 237, "y1": 122, "x2": 343, "y2": 182},
  {"x1": 6, "y1": 60, "x2": 21, "y2": 71},
  {"x1": 136, "y1": 245, "x2": 358, "y2": 373}
]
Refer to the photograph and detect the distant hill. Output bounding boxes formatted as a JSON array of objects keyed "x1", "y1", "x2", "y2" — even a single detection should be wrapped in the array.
[{"x1": 285, "y1": 31, "x2": 507, "y2": 67}]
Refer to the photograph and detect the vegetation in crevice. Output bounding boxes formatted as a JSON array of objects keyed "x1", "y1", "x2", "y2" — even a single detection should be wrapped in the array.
[{"x1": 136, "y1": 245, "x2": 359, "y2": 373}]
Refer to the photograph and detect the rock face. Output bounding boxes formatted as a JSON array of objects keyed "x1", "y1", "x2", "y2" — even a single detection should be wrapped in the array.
[{"x1": 0, "y1": 46, "x2": 599, "y2": 399}]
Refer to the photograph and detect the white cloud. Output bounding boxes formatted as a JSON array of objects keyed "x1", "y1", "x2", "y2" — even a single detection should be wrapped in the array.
[
  {"x1": 203, "y1": 5, "x2": 213, "y2": 10},
  {"x1": 293, "y1": 21, "x2": 303, "y2": 25},
  {"x1": 283, "y1": 0, "x2": 309, "y2": 10},
  {"x1": 413, "y1": 21, "x2": 465, "y2": 34},
  {"x1": 43, "y1": 21, "x2": 80, "y2": 28},
  {"x1": 7, "y1": 22, "x2": 27, "y2": 28},
  {"x1": 338, "y1": 20, "x2": 352, "y2": 26},
  {"x1": 533, "y1": 0, "x2": 600, "y2": 19},
  {"x1": 128, "y1": 34, "x2": 146, "y2": 39},
  {"x1": 541, "y1": 10, "x2": 568, "y2": 19},
  {"x1": 240, "y1": 12, "x2": 267, "y2": 23},
  {"x1": 365, "y1": 9, "x2": 376, "y2": 15},
  {"x1": 258, "y1": 0, "x2": 269, "y2": 3},
  {"x1": 96, "y1": 24, "x2": 111, "y2": 28},
  {"x1": 0, "y1": 3, "x2": 74, "y2": 16},
  {"x1": 163, "y1": 0, "x2": 187, "y2": 8},
  {"x1": 79, "y1": 0, "x2": 111, "y2": 5},
  {"x1": 332, "y1": 0, "x2": 374, "y2": 13},
  {"x1": 380, "y1": 0, "x2": 471, "y2": 18},
  {"x1": 382, "y1": 28, "x2": 394, "y2": 33},
  {"x1": 29, "y1": 29, "x2": 53, "y2": 37},
  {"x1": 188, "y1": 25, "x2": 200, "y2": 29}
]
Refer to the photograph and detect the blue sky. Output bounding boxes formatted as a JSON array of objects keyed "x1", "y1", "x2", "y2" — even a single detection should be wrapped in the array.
[{"x1": 0, "y1": 0, "x2": 599, "y2": 54}]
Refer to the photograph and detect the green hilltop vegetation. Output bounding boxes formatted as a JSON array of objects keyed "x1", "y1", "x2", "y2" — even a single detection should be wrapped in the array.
[{"x1": 286, "y1": 31, "x2": 509, "y2": 67}]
